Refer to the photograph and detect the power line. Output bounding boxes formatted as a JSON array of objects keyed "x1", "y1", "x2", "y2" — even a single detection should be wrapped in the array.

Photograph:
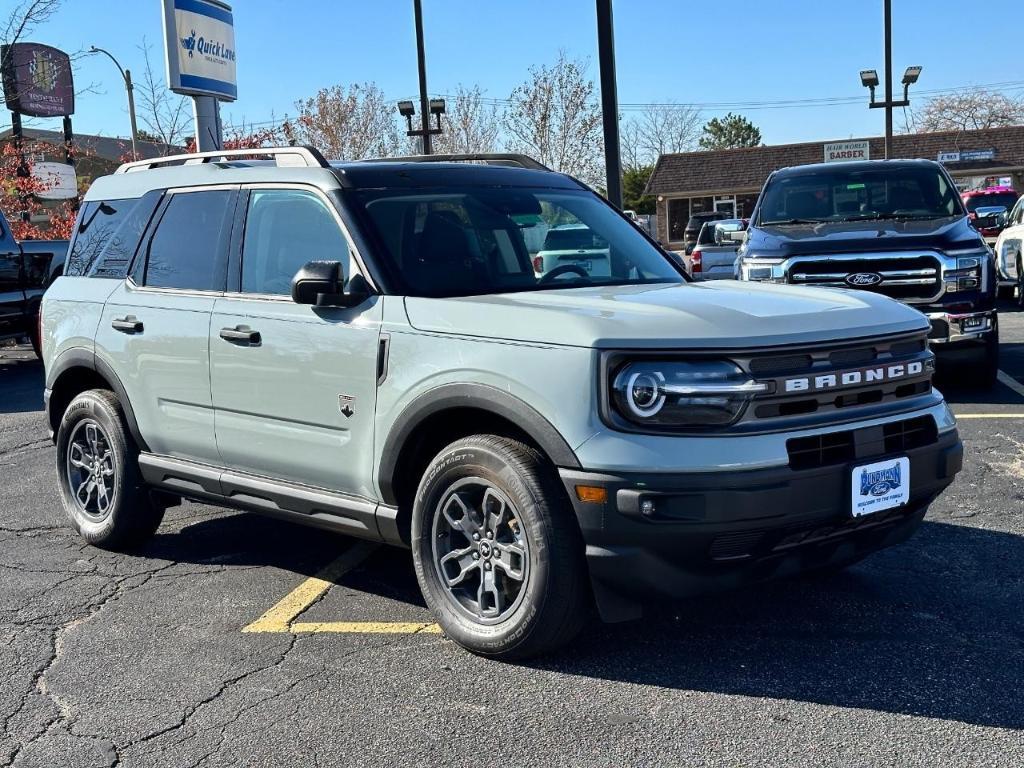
[{"x1": 223, "y1": 79, "x2": 1024, "y2": 131}]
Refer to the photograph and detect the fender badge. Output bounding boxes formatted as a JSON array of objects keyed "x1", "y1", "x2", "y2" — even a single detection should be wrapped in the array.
[{"x1": 339, "y1": 395, "x2": 355, "y2": 418}]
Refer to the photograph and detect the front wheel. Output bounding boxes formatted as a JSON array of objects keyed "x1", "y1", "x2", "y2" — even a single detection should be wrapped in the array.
[
  {"x1": 411, "y1": 435, "x2": 590, "y2": 660},
  {"x1": 55, "y1": 389, "x2": 164, "y2": 549}
]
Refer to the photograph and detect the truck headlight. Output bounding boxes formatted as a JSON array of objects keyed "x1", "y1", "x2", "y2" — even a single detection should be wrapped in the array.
[
  {"x1": 611, "y1": 360, "x2": 767, "y2": 428},
  {"x1": 943, "y1": 252, "x2": 985, "y2": 292},
  {"x1": 738, "y1": 259, "x2": 785, "y2": 282}
]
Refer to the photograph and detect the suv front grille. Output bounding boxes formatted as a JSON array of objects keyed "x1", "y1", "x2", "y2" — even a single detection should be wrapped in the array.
[
  {"x1": 789, "y1": 254, "x2": 942, "y2": 301},
  {"x1": 738, "y1": 332, "x2": 933, "y2": 426},
  {"x1": 786, "y1": 414, "x2": 938, "y2": 471}
]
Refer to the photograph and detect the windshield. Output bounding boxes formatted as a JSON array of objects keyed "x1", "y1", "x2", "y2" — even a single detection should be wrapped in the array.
[
  {"x1": 964, "y1": 192, "x2": 1018, "y2": 213},
  {"x1": 757, "y1": 165, "x2": 963, "y2": 225},
  {"x1": 353, "y1": 187, "x2": 683, "y2": 297}
]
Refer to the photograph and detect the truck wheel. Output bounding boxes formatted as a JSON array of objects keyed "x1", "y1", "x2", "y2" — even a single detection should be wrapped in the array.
[
  {"x1": 55, "y1": 389, "x2": 164, "y2": 550},
  {"x1": 1017, "y1": 255, "x2": 1024, "y2": 307},
  {"x1": 411, "y1": 435, "x2": 589, "y2": 660}
]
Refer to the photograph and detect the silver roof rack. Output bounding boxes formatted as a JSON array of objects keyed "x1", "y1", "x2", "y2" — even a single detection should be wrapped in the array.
[
  {"x1": 367, "y1": 153, "x2": 552, "y2": 172},
  {"x1": 115, "y1": 145, "x2": 330, "y2": 174}
]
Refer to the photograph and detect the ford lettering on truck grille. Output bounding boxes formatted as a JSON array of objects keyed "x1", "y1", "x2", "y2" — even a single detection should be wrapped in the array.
[{"x1": 782, "y1": 360, "x2": 927, "y2": 393}]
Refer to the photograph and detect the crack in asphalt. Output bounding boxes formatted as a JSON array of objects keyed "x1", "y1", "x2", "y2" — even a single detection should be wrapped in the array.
[
  {"x1": 0, "y1": 439, "x2": 49, "y2": 458},
  {"x1": 1, "y1": 560, "x2": 177, "y2": 768}
]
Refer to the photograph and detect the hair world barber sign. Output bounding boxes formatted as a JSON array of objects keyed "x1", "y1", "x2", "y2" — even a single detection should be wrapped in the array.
[
  {"x1": 1, "y1": 42, "x2": 75, "y2": 117},
  {"x1": 824, "y1": 140, "x2": 870, "y2": 163},
  {"x1": 162, "y1": 0, "x2": 237, "y2": 101}
]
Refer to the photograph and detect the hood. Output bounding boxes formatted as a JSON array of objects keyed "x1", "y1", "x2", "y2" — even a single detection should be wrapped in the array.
[
  {"x1": 403, "y1": 281, "x2": 928, "y2": 349},
  {"x1": 746, "y1": 215, "x2": 982, "y2": 258}
]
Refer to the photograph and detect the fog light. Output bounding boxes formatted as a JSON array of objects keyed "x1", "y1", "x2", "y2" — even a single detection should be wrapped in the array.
[
  {"x1": 958, "y1": 277, "x2": 979, "y2": 290},
  {"x1": 640, "y1": 499, "x2": 656, "y2": 517}
]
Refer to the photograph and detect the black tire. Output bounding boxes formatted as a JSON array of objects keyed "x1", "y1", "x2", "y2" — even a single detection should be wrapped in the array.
[
  {"x1": 411, "y1": 435, "x2": 589, "y2": 660},
  {"x1": 55, "y1": 389, "x2": 164, "y2": 550},
  {"x1": 28, "y1": 318, "x2": 41, "y2": 359},
  {"x1": 1017, "y1": 256, "x2": 1024, "y2": 308}
]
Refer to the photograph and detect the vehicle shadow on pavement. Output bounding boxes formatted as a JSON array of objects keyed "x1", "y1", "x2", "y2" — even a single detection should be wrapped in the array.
[
  {"x1": 540, "y1": 520, "x2": 1024, "y2": 730},
  {"x1": 146, "y1": 510, "x2": 1022, "y2": 729},
  {"x1": 0, "y1": 350, "x2": 44, "y2": 414}
]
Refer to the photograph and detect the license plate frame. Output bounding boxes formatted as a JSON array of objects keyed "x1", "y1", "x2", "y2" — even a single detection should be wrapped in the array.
[{"x1": 851, "y1": 456, "x2": 910, "y2": 518}]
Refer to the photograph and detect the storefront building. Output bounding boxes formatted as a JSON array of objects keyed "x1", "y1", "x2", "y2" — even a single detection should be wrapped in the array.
[{"x1": 644, "y1": 125, "x2": 1024, "y2": 248}]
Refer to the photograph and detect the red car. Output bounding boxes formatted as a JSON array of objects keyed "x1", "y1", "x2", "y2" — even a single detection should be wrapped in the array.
[{"x1": 962, "y1": 186, "x2": 1020, "y2": 242}]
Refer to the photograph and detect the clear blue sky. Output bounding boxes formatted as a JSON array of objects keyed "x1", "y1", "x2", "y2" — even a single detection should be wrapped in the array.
[{"x1": 12, "y1": 0, "x2": 1024, "y2": 145}]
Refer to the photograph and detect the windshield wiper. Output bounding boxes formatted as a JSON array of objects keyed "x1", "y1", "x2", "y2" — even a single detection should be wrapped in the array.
[
  {"x1": 838, "y1": 212, "x2": 953, "y2": 222},
  {"x1": 759, "y1": 218, "x2": 826, "y2": 226}
]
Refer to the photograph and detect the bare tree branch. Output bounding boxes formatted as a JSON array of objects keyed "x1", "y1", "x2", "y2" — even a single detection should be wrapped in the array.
[
  {"x1": 432, "y1": 84, "x2": 502, "y2": 155},
  {"x1": 134, "y1": 39, "x2": 191, "y2": 153},
  {"x1": 504, "y1": 52, "x2": 603, "y2": 186},
  {"x1": 903, "y1": 89, "x2": 1024, "y2": 133},
  {"x1": 620, "y1": 102, "x2": 701, "y2": 169},
  {"x1": 292, "y1": 82, "x2": 402, "y2": 160}
]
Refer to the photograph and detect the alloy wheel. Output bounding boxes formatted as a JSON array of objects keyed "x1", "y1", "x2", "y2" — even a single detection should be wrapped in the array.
[
  {"x1": 65, "y1": 419, "x2": 116, "y2": 521},
  {"x1": 431, "y1": 478, "x2": 530, "y2": 624}
]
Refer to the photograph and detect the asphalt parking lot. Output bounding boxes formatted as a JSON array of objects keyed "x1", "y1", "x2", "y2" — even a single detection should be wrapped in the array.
[{"x1": 2, "y1": 308, "x2": 1023, "y2": 768}]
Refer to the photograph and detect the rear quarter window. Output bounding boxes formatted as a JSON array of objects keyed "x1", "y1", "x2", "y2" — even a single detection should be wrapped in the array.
[{"x1": 66, "y1": 198, "x2": 138, "y2": 277}]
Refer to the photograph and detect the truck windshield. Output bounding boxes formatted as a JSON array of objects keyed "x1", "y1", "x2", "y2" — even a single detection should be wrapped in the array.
[
  {"x1": 963, "y1": 192, "x2": 1018, "y2": 213},
  {"x1": 353, "y1": 187, "x2": 683, "y2": 297},
  {"x1": 758, "y1": 165, "x2": 963, "y2": 225}
]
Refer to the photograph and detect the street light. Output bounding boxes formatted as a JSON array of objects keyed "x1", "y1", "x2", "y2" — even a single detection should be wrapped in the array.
[
  {"x1": 88, "y1": 46, "x2": 139, "y2": 159},
  {"x1": 397, "y1": 98, "x2": 444, "y2": 151},
  {"x1": 858, "y1": 0, "x2": 921, "y2": 159}
]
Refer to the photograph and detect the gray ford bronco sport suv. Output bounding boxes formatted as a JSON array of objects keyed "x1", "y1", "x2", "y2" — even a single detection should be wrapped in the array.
[{"x1": 42, "y1": 147, "x2": 963, "y2": 659}]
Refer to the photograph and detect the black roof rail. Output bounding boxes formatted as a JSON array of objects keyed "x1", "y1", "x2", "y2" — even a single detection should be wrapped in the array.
[
  {"x1": 365, "y1": 153, "x2": 553, "y2": 172},
  {"x1": 116, "y1": 145, "x2": 330, "y2": 173}
]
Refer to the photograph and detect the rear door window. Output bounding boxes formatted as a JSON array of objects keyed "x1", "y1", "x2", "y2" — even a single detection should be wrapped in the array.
[{"x1": 143, "y1": 190, "x2": 234, "y2": 291}]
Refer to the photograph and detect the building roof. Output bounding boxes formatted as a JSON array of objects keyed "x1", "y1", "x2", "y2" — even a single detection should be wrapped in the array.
[
  {"x1": 0, "y1": 127, "x2": 185, "y2": 163},
  {"x1": 644, "y1": 125, "x2": 1024, "y2": 197}
]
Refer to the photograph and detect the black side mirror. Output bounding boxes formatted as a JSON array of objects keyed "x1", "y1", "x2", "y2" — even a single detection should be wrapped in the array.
[{"x1": 291, "y1": 261, "x2": 370, "y2": 308}]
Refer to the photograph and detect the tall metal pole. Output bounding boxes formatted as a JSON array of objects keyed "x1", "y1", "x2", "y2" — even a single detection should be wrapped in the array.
[
  {"x1": 883, "y1": 0, "x2": 893, "y2": 159},
  {"x1": 89, "y1": 47, "x2": 139, "y2": 158},
  {"x1": 414, "y1": 0, "x2": 432, "y2": 155},
  {"x1": 596, "y1": 0, "x2": 622, "y2": 208},
  {"x1": 124, "y1": 69, "x2": 139, "y2": 158}
]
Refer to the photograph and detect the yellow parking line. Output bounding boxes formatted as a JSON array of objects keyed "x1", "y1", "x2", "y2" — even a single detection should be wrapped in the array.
[
  {"x1": 242, "y1": 541, "x2": 441, "y2": 635},
  {"x1": 954, "y1": 413, "x2": 1024, "y2": 419},
  {"x1": 292, "y1": 621, "x2": 443, "y2": 634}
]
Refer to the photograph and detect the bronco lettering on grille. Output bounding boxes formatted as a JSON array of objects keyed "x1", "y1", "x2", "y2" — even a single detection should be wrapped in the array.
[{"x1": 784, "y1": 361, "x2": 925, "y2": 393}]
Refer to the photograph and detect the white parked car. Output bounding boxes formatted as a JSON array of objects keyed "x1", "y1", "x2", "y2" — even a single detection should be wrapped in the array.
[
  {"x1": 533, "y1": 223, "x2": 611, "y2": 278},
  {"x1": 993, "y1": 194, "x2": 1024, "y2": 303}
]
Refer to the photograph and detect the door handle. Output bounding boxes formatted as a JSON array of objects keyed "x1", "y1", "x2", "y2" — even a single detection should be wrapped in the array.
[
  {"x1": 219, "y1": 325, "x2": 261, "y2": 345},
  {"x1": 111, "y1": 316, "x2": 143, "y2": 334}
]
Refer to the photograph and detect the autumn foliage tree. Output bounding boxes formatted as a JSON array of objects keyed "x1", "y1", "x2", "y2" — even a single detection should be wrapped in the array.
[{"x1": 0, "y1": 141, "x2": 78, "y2": 240}]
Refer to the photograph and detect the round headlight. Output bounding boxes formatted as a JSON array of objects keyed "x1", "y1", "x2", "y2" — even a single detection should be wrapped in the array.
[
  {"x1": 611, "y1": 359, "x2": 763, "y2": 428},
  {"x1": 625, "y1": 370, "x2": 666, "y2": 417}
]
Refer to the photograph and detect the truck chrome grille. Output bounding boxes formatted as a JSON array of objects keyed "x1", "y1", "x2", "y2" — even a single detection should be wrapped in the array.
[{"x1": 788, "y1": 254, "x2": 942, "y2": 301}]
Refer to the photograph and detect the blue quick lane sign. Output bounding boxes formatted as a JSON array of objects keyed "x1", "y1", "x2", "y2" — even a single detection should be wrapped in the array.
[
  {"x1": 162, "y1": 0, "x2": 237, "y2": 101},
  {"x1": 851, "y1": 456, "x2": 910, "y2": 517}
]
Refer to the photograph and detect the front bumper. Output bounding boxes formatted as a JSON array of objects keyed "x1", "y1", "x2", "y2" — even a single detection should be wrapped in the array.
[
  {"x1": 926, "y1": 309, "x2": 995, "y2": 344},
  {"x1": 561, "y1": 425, "x2": 962, "y2": 621}
]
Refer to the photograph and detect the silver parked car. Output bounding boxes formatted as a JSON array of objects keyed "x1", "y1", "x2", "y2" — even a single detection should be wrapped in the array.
[{"x1": 686, "y1": 218, "x2": 745, "y2": 280}]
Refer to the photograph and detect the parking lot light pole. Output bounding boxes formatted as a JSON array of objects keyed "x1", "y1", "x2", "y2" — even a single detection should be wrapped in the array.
[
  {"x1": 89, "y1": 46, "x2": 139, "y2": 159},
  {"x1": 859, "y1": 0, "x2": 921, "y2": 159},
  {"x1": 596, "y1": 0, "x2": 623, "y2": 209},
  {"x1": 414, "y1": 0, "x2": 432, "y2": 155}
]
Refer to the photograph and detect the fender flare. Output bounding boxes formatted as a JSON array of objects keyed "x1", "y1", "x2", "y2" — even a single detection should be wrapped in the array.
[
  {"x1": 377, "y1": 383, "x2": 581, "y2": 506},
  {"x1": 46, "y1": 347, "x2": 150, "y2": 451}
]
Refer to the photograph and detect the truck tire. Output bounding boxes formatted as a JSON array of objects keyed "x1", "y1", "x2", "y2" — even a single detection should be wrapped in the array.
[
  {"x1": 55, "y1": 389, "x2": 164, "y2": 550},
  {"x1": 411, "y1": 435, "x2": 590, "y2": 660}
]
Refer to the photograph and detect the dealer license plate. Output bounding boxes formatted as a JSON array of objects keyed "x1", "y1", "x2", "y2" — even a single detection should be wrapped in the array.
[{"x1": 851, "y1": 456, "x2": 910, "y2": 517}]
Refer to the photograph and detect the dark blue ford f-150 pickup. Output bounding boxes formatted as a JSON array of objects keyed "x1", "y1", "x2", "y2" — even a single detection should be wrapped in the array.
[{"x1": 736, "y1": 159, "x2": 998, "y2": 385}]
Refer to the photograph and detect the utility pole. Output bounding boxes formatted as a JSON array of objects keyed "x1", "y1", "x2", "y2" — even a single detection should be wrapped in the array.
[
  {"x1": 414, "y1": 0, "x2": 432, "y2": 155},
  {"x1": 883, "y1": 0, "x2": 893, "y2": 159},
  {"x1": 596, "y1": 0, "x2": 622, "y2": 208}
]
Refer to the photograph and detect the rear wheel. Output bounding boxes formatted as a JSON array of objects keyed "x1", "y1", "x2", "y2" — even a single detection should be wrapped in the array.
[
  {"x1": 411, "y1": 435, "x2": 589, "y2": 660},
  {"x1": 55, "y1": 389, "x2": 164, "y2": 549},
  {"x1": 978, "y1": 317, "x2": 1000, "y2": 388}
]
